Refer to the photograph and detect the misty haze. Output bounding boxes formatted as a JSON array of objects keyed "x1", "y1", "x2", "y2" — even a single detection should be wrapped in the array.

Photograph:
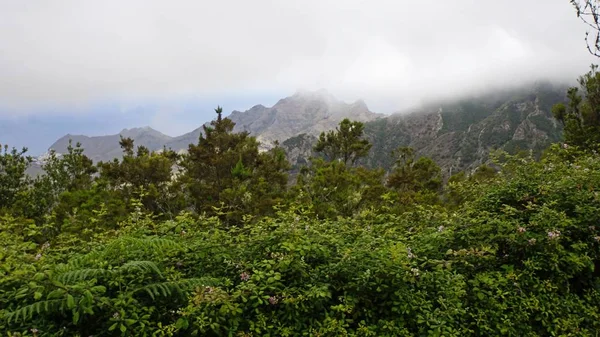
[{"x1": 3, "y1": 1, "x2": 600, "y2": 336}]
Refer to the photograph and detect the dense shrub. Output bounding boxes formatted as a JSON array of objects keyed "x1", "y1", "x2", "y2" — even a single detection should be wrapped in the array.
[{"x1": 2, "y1": 144, "x2": 600, "y2": 336}]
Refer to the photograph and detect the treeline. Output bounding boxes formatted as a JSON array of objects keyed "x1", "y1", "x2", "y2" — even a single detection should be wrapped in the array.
[
  {"x1": 0, "y1": 106, "x2": 484, "y2": 230},
  {"x1": 1, "y1": 66, "x2": 600, "y2": 336}
]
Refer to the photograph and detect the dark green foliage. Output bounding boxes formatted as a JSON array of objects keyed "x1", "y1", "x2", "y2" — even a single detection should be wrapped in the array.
[
  {"x1": 98, "y1": 137, "x2": 181, "y2": 216},
  {"x1": 294, "y1": 158, "x2": 386, "y2": 219},
  {"x1": 387, "y1": 147, "x2": 442, "y2": 205},
  {"x1": 552, "y1": 64, "x2": 600, "y2": 150},
  {"x1": 440, "y1": 99, "x2": 499, "y2": 132},
  {"x1": 314, "y1": 118, "x2": 372, "y2": 166},
  {"x1": 31, "y1": 141, "x2": 96, "y2": 220},
  {"x1": 4, "y1": 94, "x2": 600, "y2": 336},
  {"x1": 0, "y1": 144, "x2": 31, "y2": 211},
  {"x1": 180, "y1": 107, "x2": 289, "y2": 223},
  {"x1": 4, "y1": 145, "x2": 600, "y2": 335}
]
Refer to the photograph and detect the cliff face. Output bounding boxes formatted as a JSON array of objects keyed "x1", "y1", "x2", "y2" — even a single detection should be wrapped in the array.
[{"x1": 363, "y1": 83, "x2": 566, "y2": 174}]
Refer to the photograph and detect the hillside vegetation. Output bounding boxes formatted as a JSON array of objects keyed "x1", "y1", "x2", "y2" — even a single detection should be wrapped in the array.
[{"x1": 2, "y1": 67, "x2": 600, "y2": 336}]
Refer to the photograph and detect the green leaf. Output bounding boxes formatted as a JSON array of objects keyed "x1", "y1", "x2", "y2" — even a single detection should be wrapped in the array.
[
  {"x1": 66, "y1": 294, "x2": 75, "y2": 309},
  {"x1": 34, "y1": 291, "x2": 42, "y2": 300},
  {"x1": 73, "y1": 310, "x2": 80, "y2": 324},
  {"x1": 175, "y1": 317, "x2": 189, "y2": 329},
  {"x1": 120, "y1": 323, "x2": 127, "y2": 333},
  {"x1": 47, "y1": 289, "x2": 64, "y2": 300}
]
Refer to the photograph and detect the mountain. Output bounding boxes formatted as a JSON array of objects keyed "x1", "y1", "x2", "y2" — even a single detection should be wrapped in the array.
[
  {"x1": 281, "y1": 82, "x2": 567, "y2": 175},
  {"x1": 44, "y1": 84, "x2": 567, "y2": 177},
  {"x1": 163, "y1": 89, "x2": 383, "y2": 151},
  {"x1": 229, "y1": 89, "x2": 382, "y2": 147},
  {"x1": 49, "y1": 126, "x2": 173, "y2": 163},
  {"x1": 46, "y1": 90, "x2": 383, "y2": 160}
]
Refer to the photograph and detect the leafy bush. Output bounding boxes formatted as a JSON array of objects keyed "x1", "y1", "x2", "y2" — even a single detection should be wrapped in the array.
[{"x1": 3, "y1": 145, "x2": 600, "y2": 335}]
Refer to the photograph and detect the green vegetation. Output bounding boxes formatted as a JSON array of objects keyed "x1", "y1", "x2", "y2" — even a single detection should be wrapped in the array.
[
  {"x1": 552, "y1": 64, "x2": 600, "y2": 150},
  {"x1": 3, "y1": 68, "x2": 600, "y2": 335}
]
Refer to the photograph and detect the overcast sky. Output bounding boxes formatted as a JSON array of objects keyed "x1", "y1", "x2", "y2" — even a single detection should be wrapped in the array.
[{"x1": 0, "y1": 0, "x2": 598, "y2": 152}]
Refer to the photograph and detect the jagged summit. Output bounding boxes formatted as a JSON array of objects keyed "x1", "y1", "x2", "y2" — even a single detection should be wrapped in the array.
[{"x1": 228, "y1": 89, "x2": 382, "y2": 147}]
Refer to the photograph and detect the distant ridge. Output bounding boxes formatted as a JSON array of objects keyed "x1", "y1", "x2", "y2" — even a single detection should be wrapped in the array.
[
  {"x1": 45, "y1": 84, "x2": 567, "y2": 176},
  {"x1": 47, "y1": 90, "x2": 383, "y2": 162}
]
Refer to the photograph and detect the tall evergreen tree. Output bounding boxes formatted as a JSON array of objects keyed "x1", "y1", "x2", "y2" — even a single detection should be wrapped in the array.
[
  {"x1": 387, "y1": 147, "x2": 442, "y2": 194},
  {"x1": 552, "y1": 64, "x2": 600, "y2": 149},
  {"x1": 314, "y1": 118, "x2": 372, "y2": 166},
  {"x1": 180, "y1": 107, "x2": 288, "y2": 222}
]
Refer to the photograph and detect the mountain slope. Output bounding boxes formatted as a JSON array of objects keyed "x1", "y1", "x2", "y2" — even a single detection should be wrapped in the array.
[
  {"x1": 281, "y1": 83, "x2": 567, "y2": 175},
  {"x1": 46, "y1": 90, "x2": 383, "y2": 162},
  {"x1": 365, "y1": 82, "x2": 565, "y2": 174},
  {"x1": 229, "y1": 89, "x2": 382, "y2": 147},
  {"x1": 164, "y1": 89, "x2": 383, "y2": 151},
  {"x1": 45, "y1": 84, "x2": 566, "y2": 176},
  {"x1": 49, "y1": 127, "x2": 172, "y2": 162}
]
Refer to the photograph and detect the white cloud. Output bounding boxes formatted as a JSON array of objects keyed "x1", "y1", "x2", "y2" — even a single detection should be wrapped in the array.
[{"x1": 0, "y1": 0, "x2": 596, "y2": 115}]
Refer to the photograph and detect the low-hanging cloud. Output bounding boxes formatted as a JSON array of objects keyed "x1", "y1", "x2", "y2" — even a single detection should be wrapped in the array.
[{"x1": 0, "y1": 0, "x2": 597, "y2": 116}]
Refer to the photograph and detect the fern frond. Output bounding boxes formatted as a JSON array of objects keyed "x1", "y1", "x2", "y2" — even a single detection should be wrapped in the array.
[
  {"x1": 68, "y1": 236, "x2": 181, "y2": 269},
  {"x1": 131, "y1": 278, "x2": 220, "y2": 300},
  {"x1": 55, "y1": 268, "x2": 112, "y2": 284},
  {"x1": 119, "y1": 260, "x2": 162, "y2": 277},
  {"x1": 4, "y1": 299, "x2": 63, "y2": 323}
]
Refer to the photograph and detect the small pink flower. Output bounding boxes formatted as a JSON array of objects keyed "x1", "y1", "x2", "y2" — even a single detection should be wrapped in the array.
[
  {"x1": 240, "y1": 272, "x2": 250, "y2": 281},
  {"x1": 548, "y1": 230, "x2": 561, "y2": 240},
  {"x1": 268, "y1": 296, "x2": 278, "y2": 305},
  {"x1": 528, "y1": 238, "x2": 537, "y2": 245},
  {"x1": 34, "y1": 253, "x2": 42, "y2": 261},
  {"x1": 517, "y1": 227, "x2": 526, "y2": 234}
]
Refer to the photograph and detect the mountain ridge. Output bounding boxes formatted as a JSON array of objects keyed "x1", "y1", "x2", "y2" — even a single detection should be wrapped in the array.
[
  {"x1": 44, "y1": 84, "x2": 567, "y2": 175},
  {"x1": 48, "y1": 89, "x2": 383, "y2": 161}
]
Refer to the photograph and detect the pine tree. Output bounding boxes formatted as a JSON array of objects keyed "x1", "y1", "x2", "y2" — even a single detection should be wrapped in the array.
[
  {"x1": 552, "y1": 64, "x2": 600, "y2": 150},
  {"x1": 180, "y1": 107, "x2": 289, "y2": 222},
  {"x1": 314, "y1": 119, "x2": 372, "y2": 166}
]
